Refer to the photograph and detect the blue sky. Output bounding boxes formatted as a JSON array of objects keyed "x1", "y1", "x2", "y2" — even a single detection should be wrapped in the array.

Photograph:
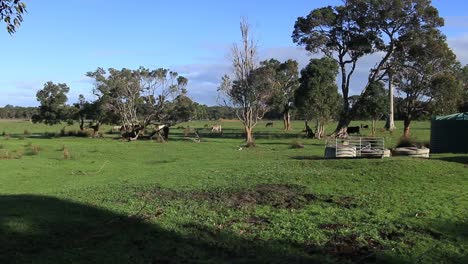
[{"x1": 1, "y1": 0, "x2": 468, "y2": 106}]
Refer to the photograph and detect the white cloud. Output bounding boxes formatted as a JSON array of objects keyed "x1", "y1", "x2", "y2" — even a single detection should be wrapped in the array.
[
  {"x1": 448, "y1": 34, "x2": 468, "y2": 65},
  {"x1": 3, "y1": 35, "x2": 467, "y2": 107}
]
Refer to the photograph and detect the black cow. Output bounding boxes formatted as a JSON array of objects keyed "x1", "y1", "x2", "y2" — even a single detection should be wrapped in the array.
[
  {"x1": 347, "y1": 126, "x2": 360, "y2": 135},
  {"x1": 265, "y1": 122, "x2": 274, "y2": 127},
  {"x1": 360, "y1": 124, "x2": 369, "y2": 129}
]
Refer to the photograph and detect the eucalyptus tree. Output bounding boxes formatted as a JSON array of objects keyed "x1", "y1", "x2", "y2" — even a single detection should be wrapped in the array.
[
  {"x1": 293, "y1": 0, "x2": 445, "y2": 136},
  {"x1": 219, "y1": 19, "x2": 270, "y2": 146},
  {"x1": 32, "y1": 82, "x2": 70, "y2": 125},
  {"x1": 86, "y1": 67, "x2": 187, "y2": 141},
  {"x1": 294, "y1": 58, "x2": 341, "y2": 139},
  {"x1": 262, "y1": 59, "x2": 299, "y2": 131},
  {"x1": 0, "y1": 0, "x2": 26, "y2": 34},
  {"x1": 392, "y1": 29, "x2": 459, "y2": 137}
]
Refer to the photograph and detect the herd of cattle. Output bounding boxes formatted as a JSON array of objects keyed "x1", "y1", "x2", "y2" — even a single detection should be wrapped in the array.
[{"x1": 110, "y1": 121, "x2": 371, "y2": 140}]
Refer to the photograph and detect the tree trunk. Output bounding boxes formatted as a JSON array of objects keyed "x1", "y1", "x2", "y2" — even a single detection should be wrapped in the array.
[
  {"x1": 385, "y1": 73, "x2": 396, "y2": 131},
  {"x1": 283, "y1": 108, "x2": 292, "y2": 131},
  {"x1": 304, "y1": 121, "x2": 313, "y2": 138},
  {"x1": 92, "y1": 122, "x2": 100, "y2": 137},
  {"x1": 283, "y1": 115, "x2": 287, "y2": 131},
  {"x1": 403, "y1": 117, "x2": 411, "y2": 138},
  {"x1": 245, "y1": 126, "x2": 254, "y2": 147},
  {"x1": 79, "y1": 118, "x2": 84, "y2": 131},
  {"x1": 371, "y1": 119, "x2": 376, "y2": 137},
  {"x1": 333, "y1": 114, "x2": 351, "y2": 138}
]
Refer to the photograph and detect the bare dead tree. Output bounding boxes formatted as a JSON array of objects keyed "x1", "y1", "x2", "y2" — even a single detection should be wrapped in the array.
[{"x1": 218, "y1": 18, "x2": 270, "y2": 146}]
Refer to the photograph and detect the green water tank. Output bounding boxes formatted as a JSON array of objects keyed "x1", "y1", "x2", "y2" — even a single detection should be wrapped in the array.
[{"x1": 430, "y1": 113, "x2": 468, "y2": 153}]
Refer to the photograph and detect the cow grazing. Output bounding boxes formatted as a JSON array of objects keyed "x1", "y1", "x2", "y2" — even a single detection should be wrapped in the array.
[
  {"x1": 265, "y1": 122, "x2": 274, "y2": 127},
  {"x1": 347, "y1": 126, "x2": 360, "y2": 134},
  {"x1": 360, "y1": 124, "x2": 369, "y2": 129},
  {"x1": 211, "y1": 125, "x2": 222, "y2": 133}
]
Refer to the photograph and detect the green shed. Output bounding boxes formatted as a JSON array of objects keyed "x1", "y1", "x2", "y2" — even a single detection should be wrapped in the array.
[{"x1": 430, "y1": 113, "x2": 468, "y2": 153}]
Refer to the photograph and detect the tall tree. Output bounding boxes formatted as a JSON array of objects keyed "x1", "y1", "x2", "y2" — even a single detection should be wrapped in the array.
[
  {"x1": 294, "y1": 58, "x2": 341, "y2": 139},
  {"x1": 32, "y1": 82, "x2": 70, "y2": 125},
  {"x1": 293, "y1": 0, "x2": 444, "y2": 136},
  {"x1": 219, "y1": 19, "x2": 270, "y2": 146},
  {"x1": 393, "y1": 29, "x2": 458, "y2": 137},
  {"x1": 261, "y1": 59, "x2": 299, "y2": 131},
  {"x1": 0, "y1": 0, "x2": 26, "y2": 34}
]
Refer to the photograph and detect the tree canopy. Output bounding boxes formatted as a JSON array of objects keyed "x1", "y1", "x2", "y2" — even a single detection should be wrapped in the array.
[
  {"x1": 392, "y1": 28, "x2": 459, "y2": 137},
  {"x1": 295, "y1": 57, "x2": 341, "y2": 139},
  {"x1": 0, "y1": 0, "x2": 26, "y2": 34},
  {"x1": 32, "y1": 82, "x2": 70, "y2": 125},
  {"x1": 261, "y1": 59, "x2": 299, "y2": 131},
  {"x1": 293, "y1": 0, "x2": 445, "y2": 136},
  {"x1": 86, "y1": 67, "x2": 187, "y2": 140}
]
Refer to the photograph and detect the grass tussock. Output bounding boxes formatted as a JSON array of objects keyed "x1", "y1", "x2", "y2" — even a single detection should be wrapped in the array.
[
  {"x1": 62, "y1": 146, "x2": 71, "y2": 160},
  {"x1": 0, "y1": 149, "x2": 23, "y2": 159},
  {"x1": 396, "y1": 137, "x2": 430, "y2": 148},
  {"x1": 26, "y1": 145, "x2": 41, "y2": 156}
]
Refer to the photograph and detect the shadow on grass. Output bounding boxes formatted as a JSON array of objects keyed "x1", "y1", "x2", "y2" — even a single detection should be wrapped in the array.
[
  {"x1": 0, "y1": 194, "x2": 412, "y2": 263},
  {"x1": 291, "y1": 155, "x2": 327, "y2": 161},
  {"x1": 433, "y1": 156, "x2": 468, "y2": 166}
]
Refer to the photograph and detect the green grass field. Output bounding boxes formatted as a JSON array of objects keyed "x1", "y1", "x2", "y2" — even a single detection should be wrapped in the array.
[{"x1": 0, "y1": 119, "x2": 466, "y2": 263}]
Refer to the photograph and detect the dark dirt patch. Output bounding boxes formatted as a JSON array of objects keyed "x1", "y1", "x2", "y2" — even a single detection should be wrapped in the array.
[
  {"x1": 382, "y1": 224, "x2": 444, "y2": 240},
  {"x1": 139, "y1": 184, "x2": 319, "y2": 210},
  {"x1": 321, "y1": 234, "x2": 384, "y2": 263},
  {"x1": 322, "y1": 195, "x2": 359, "y2": 209},
  {"x1": 223, "y1": 184, "x2": 317, "y2": 209}
]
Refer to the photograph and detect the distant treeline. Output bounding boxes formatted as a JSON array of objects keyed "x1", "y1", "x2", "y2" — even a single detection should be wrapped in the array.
[
  {"x1": 1, "y1": 100, "x2": 446, "y2": 122},
  {"x1": 0, "y1": 105, "x2": 37, "y2": 119},
  {"x1": 0, "y1": 104, "x2": 241, "y2": 121}
]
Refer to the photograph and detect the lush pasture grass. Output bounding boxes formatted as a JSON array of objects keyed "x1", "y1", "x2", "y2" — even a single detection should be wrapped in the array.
[{"x1": 0, "y1": 119, "x2": 466, "y2": 263}]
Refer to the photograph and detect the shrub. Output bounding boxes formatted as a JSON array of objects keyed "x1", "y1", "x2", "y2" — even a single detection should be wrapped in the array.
[
  {"x1": 1, "y1": 131, "x2": 5, "y2": 136},
  {"x1": 23, "y1": 129, "x2": 31, "y2": 136},
  {"x1": 396, "y1": 137, "x2": 429, "y2": 148}
]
